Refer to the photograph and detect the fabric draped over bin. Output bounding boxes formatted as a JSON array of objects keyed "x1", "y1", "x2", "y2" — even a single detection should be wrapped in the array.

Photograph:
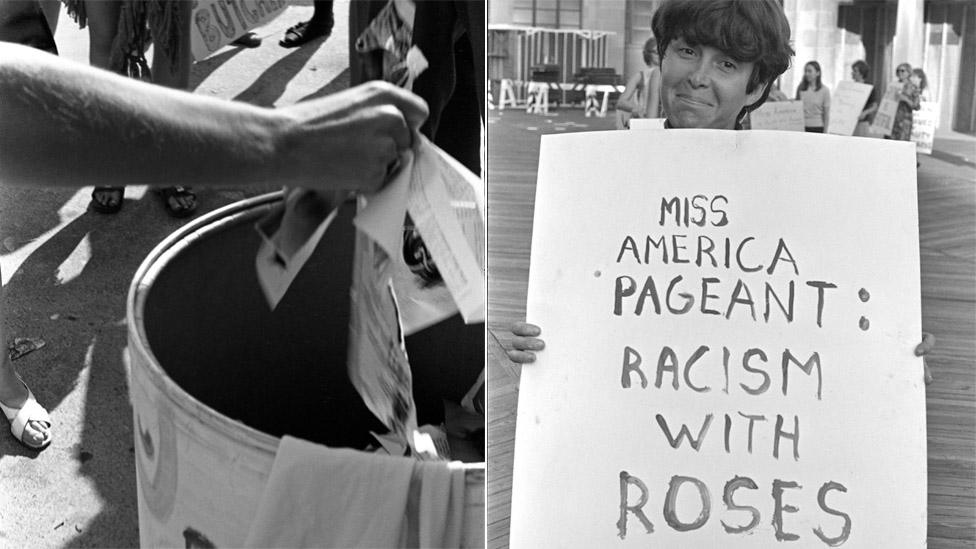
[{"x1": 243, "y1": 436, "x2": 467, "y2": 548}]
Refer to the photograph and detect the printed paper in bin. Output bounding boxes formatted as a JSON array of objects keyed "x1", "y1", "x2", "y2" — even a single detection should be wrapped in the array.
[
  {"x1": 347, "y1": 225, "x2": 418, "y2": 447},
  {"x1": 406, "y1": 138, "x2": 486, "y2": 325}
]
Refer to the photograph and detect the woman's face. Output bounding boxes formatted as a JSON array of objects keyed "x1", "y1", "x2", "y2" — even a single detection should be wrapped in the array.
[
  {"x1": 851, "y1": 67, "x2": 864, "y2": 83},
  {"x1": 660, "y1": 38, "x2": 764, "y2": 129},
  {"x1": 909, "y1": 73, "x2": 921, "y2": 87},
  {"x1": 804, "y1": 64, "x2": 818, "y2": 84},
  {"x1": 896, "y1": 66, "x2": 909, "y2": 82}
]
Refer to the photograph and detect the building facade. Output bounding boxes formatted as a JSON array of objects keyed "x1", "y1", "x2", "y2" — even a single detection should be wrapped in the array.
[{"x1": 488, "y1": 0, "x2": 975, "y2": 133}]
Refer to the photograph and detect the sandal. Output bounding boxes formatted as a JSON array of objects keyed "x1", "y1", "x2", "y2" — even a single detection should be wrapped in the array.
[
  {"x1": 279, "y1": 19, "x2": 333, "y2": 48},
  {"x1": 0, "y1": 380, "x2": 52, "y2": 450},
  {"x1": 158, "y1": 186, "x2": 197, "y2": 218},
  {"x1": 90, "y1": 186, "x2": 125, "y2": 214}
]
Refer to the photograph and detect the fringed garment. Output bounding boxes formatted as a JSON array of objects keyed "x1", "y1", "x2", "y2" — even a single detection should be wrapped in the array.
[{"x1": 62, "y1": 0, "x2": 187, "y2": 80}]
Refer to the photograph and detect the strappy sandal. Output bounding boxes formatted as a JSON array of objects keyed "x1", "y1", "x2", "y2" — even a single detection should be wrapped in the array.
[
  {"x1": 279, "y1": 19, "x2": 332, "y2": 48},
  {"x1": 90, "y1": 186, "x2": 125, "y2": 214},
  {"x1": 158, "y1": 186, "x2": 197, "y2": 218},
  {"x1": 0, "y1": 380, "x2": 52, "y2": 450}
]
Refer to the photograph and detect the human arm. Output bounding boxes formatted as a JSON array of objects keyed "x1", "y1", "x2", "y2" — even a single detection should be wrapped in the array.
[
  {"x1": 822, "y1": 86, "x2": 830, "y2": 128},
  {"x1": 898, "y1": 83, "x2": 921, "y2": 111},
  {"x1": 645, "y1": 67, "x2": 661, "y2": 119},
  {"x1": 858, "y1": 101, "x2": 878, "y2": 122},
  {"x1": 615, "y1": 71, "x2": 644, "y2": 115},
  {"x1": 0, "y1": 42, "x2": 427, "y2": 191},
  {"x1": 506, "y1": 322, "x2": 545, "y2": 364}
]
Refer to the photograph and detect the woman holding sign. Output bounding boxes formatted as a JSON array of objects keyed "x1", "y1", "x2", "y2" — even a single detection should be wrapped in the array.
[
  {"x1": 890, "y1": 63, "x2": 921, "y2": 142},
  {"x1": 795, "y1": 60, "x2": 829, "y2": 133},
  {"x1": 851, "y1": 60, "x2": 879, "y2": 137},
  {"x1": 508, "y1": 1, "x2": 934, "y2": 374}
]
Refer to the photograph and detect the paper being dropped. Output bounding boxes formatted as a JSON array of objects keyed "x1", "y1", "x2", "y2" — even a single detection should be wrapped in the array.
[
  {"x1": 355, "y1": 136, "x2": 485, "y2": 332},
  {"x1": 257, "y1": 138, "x2": 485, "y2": 333}
]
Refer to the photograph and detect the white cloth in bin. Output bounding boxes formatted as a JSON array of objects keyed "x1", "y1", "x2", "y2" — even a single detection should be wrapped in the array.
[
  {"x1": 243, "y1": 435, "x2": 467, "y2": 548},
  {"x1": 419, "y1": 459, "x2": 466, "y2": 547}
]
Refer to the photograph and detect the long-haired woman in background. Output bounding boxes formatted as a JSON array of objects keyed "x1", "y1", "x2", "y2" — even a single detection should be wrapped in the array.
[{"x1": 796, "y1": 60, "x2": 830, "y2": 133}]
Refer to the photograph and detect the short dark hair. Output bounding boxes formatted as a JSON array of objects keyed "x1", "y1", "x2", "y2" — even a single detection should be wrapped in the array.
[
  {"x1": 651, "y1": 0, "x2": 794, "y2": 116},
  {"x1": 642, "y1": 37, "x2": 657, "y2": 66},
  {"x1": 852, "y1": 60, "x2": 870, "y2": 81}
]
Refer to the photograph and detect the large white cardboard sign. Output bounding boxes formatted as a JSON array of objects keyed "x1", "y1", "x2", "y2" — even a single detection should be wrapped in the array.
[
  {"x1": 749, "y1": 100, "x2": 805, "y2": 132},
  {"x1": 190, "y1": 0, "x2": 288, "y2": 61},
  {"x1": 826, "y1": 82, "x2": 873, "y2": 136},
  {"x1": 511, "y1": 130, "x2": 926, "y2": 548}
]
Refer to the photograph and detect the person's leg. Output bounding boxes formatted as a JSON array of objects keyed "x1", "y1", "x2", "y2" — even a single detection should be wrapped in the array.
[
  {"x1": 309, "y1": 0, "x2": 334, "y2": 28},
  {"x1": 0, "y1": 300, "x2": 51, "y2": 448},
  {"x1": 279, "y1": 0, "x2": 333, "y2": 48},
  {"x1": 151, "y1": 1, "x2": 197, "y2": 216},
  {"x1": 85, "y1": 0, "x2": 126, "y2": 213},
  {"x1": 85, "y1": 0, "x2": 121, "y2": 68}
]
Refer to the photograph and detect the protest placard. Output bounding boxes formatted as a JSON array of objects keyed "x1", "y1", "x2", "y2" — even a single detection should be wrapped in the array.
[
  {"x1": 510, "y1": 130, "x2": 925, "y2": 548},
  {"x1": 629, "y1": 118, "x2": 667, "y2": 130},
  {"x1": 870, "y1": 84, "x2": 901, "y2": 136},
  {"x1": 190, "y1": 0, "x2": 288, "y2": 61},
  {"x1": 749, "y1": 100, "x2": 805, "y2": 132},
  {"x1": 826, "y1": 82, "x2": 873, "y2": 136},
  {"x1": 911, "y1": 101, "x2": 939, "y2": 155}
]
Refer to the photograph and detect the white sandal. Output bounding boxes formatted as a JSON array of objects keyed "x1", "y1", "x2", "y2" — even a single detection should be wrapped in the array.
[{"x1": 0, "y1": 380, "x2": 52, "y2": 450}]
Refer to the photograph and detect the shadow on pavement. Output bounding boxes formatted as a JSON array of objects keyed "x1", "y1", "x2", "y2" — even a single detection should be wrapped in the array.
[
  {"x1": 297, "y1": 67, "x2": 350, "y2": 103},
  {"x1": 233, "y1": 37, "x2": 328, "y2": 107},
  {"x1": 189, "y1": 46, "x2": 245, "y2": 90}
]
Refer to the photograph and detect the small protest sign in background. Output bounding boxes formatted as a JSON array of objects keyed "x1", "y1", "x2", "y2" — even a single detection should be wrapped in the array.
[
  {"x1": 870, "y1": 84, "x2": 902, "y2": 136},
  {"x1": 911, "y1": 101, "x2": 939, "y2": 155},
  {"x1": 826, "y1": 82, "x2": 873, "y2": 136},
  {"x1": 190, "y1": 0, "x2": 288, "y2": 61},
  {"x1": 629, "y1": 118, "x2": 667, "y2": 131},
  {"x1": 749, "y1": 100, "x2": 805, "y2": 132},
  {"x1": 510, "y1": 130, "x2": 925, "y2": 548}
]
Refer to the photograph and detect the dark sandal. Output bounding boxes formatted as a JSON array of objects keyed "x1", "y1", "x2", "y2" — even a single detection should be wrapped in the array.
[
  {"x1": 90, "y1": 186, "x2": 125, "y2": 214},
  {"x1": 158, "y1": 186, "x2": 197, "y2": 218},
  {"x1": 279, "y1": 20, "x2": 332, "y2": 48}
]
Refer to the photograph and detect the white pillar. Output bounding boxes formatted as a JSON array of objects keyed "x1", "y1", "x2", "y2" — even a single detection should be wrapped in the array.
[{"x1": 892, "y1": 0, "x2": 925, "y2": 68}]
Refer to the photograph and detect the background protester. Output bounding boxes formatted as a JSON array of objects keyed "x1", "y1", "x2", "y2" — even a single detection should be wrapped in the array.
[
  {"x1": 615, "y1": 37, "x2": 661, "y2": 130},
  {"x1": 891, "y1": 62, "x2": 921, "y2": 142},
  {"x1": 851, "y1": 59, "x2": 878, "y2": 136},
  {"x1": 796, "y1": 60, "x2": 830, "y2": 132}
]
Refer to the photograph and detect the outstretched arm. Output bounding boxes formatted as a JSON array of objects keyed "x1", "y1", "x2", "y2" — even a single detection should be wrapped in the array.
[{"x1": 0, "y1": 42, "x2": 427, "y2": 191}]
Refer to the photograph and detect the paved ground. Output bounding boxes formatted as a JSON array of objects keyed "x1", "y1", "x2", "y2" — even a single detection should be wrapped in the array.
[
  {"x1": 0, "y1": 2, "x2": 349, "y2": 547},
  {"x1": 486, "y1": 106, "x2": 976, "y2": 548}
]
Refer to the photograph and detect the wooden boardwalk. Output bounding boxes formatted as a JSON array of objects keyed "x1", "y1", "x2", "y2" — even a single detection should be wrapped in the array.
[{"x1": 486, "y1": 108, "x2": 976, "y2": 548}]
